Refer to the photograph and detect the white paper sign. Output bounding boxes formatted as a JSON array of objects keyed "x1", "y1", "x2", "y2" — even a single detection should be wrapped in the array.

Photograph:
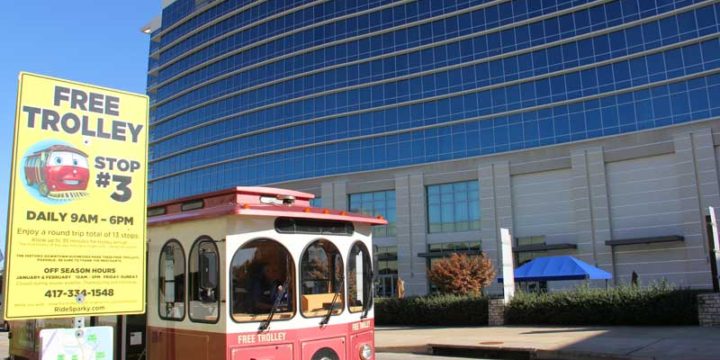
[
  {"x1": 40, "y1": 326, "x2": 113, "y2": 360},
  {"x1": 130, "y1": 331, "x2": 143, "y2": 346}
]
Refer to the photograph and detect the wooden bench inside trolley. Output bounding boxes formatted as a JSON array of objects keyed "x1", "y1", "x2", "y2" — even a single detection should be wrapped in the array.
[{"x1": 146, "y1": 186, "x2": 385, "y2": 360}]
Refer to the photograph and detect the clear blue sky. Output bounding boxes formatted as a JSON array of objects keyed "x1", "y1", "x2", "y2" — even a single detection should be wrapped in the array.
[{"x1": 0, "y1": 1, "x2": 160, "y2": 263}]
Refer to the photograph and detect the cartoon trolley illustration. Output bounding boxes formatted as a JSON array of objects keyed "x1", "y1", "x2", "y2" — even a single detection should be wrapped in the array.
[{"x1": 24, "y1": 144, "x2": 90, "y2": 199}]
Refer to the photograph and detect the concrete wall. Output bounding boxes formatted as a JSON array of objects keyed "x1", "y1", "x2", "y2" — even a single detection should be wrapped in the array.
[
  {"x1": 283, "y1": 121, "x2": 720, "y2": 295},
  {"x1": 606, "y1": 154, "x2": 690, "y2": 286},
  {"x1": 512, "y1": 169, "x2": 575, "y2": 243},
  {"x1": 512, "y1": 168, "x2": 579, "y2": 291}
]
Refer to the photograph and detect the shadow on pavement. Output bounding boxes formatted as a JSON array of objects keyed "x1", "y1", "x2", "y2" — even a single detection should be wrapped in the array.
[
  {"x1": 540, "y1": 326, "x2": 720, "y2": 360},
  {"x1": 377, "y1": 325, "x2": 720, "y2": 360},
  {"x1": 520, "y1": 328, "x2": 607, "y2": 335}
]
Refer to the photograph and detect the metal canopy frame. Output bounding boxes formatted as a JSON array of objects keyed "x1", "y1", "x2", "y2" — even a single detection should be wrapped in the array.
[
  {"x1": 514, "y1": 243, "x2": 577, "y2": 253},
  {"x1": 605, "y1": 235, "x2": 684, "y2": 247}
]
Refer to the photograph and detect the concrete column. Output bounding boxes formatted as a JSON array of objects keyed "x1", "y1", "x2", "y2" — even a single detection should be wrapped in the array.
[
  {"x1": 395, "y1": 173, "x2": 428, "y2": 296},
  {"x1": 320, "y1": 180, "x2": 347, "y2": 210},
  {"x1": 333, "y1": 181, "x2": 347, "y2": 211},
  {"x1": 479, "y1": 161, "x2": 513, "y2": 295},
  {"x1": 571, "y1": 147, "x2": 612, "y2": 272},
  {"x1": 674, "y1": 128, "x2": 719, "y2": 288},
  {"x1": 320, "y1": 182, "x2": 333, "y2": 209}
]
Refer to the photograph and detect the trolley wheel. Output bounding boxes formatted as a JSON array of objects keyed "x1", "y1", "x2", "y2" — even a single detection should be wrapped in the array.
[
  {"x1": 312, "y1": 347, "x2": 339, "y2": 360},
  {"x1": 39, "y1": 183, "x2": 49, "y2": 197}
]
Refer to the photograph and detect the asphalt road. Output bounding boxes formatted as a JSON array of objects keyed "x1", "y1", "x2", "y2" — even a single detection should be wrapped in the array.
[{"x1": 0, "y1": 332, "x2": 484, "y2": 360}]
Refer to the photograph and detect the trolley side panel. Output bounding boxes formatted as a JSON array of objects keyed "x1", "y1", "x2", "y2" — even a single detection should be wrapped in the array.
[{"x1": 147, "y1": 326, "x2": 226, "y2": 360}]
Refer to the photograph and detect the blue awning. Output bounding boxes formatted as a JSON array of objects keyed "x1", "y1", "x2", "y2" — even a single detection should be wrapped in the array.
[{"x1": 499, "y1": 255, "x2": 612, "y2": 282}]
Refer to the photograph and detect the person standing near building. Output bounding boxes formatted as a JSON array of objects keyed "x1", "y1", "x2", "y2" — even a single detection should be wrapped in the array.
[{"x1": 397, "y1": 277, "x2": 405, "y2": 299}]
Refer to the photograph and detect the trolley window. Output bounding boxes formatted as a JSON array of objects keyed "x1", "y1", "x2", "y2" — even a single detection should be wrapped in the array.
[
  {"x1": 300, "y1": 240, "x2": 344, "y2": 318},
  {"x1": 348, "y1": 242, "x2": 373, "y2": 313},
  {"x1": 159, "y1": 240, "x2": 186, "y2": 321},
  {"x1": 275, "y1": 217, "x2": 353, "y2": 235},
  {"x1": 189, "y1": 236, "x2": 219, "y2": 323},
  {"x1": 230, "y1": 239, "x2": 295, "y2": 323},
  {"x1": 148, "y1": 206, "x2": 166, "y2": 217},
  {"x1": 181, "y1": 200, "x2": 204, "y2": 211}
]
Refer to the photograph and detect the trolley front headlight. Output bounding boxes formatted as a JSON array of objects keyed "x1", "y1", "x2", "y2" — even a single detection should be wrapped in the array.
[{"x1": 359, "y1": 344, "x2": 373, "y2": 360}]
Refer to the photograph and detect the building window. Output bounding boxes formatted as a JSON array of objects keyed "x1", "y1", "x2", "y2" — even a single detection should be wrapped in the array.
[
  {"x1": 374, "y1": 245, "x2": 398, "y2": 298},
  {"x1": 348, "y1": 190, "x2": 396, "y2": 237},
  {"x1": 515, "y1": 236, "x2": 546, "y2": 266},
  {"x1": 515, "y1": 236, "x2": 548, "y2": 293},
  {"x1": 159, "y1": 240, "x2": 185, "y2": 321},
  {"x1": 424, "y1": 241, "x2": 482, "y2": 293},
  {"x1": 427, "y1": 181, "x2": 480, "y2": 233},
  {"x1": 309, "y1": 197, "x2": 322, "y2": 207}
]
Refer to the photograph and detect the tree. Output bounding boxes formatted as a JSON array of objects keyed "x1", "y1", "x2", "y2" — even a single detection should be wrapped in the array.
[{"x1": 428, "y1": 253, "x2": 496, "y2": 295}]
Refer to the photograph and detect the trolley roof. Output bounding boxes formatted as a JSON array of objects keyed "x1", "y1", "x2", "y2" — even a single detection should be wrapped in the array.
[
  {"x1": 147, "y1": 186, "x2": 388, "y2": 226},
  {"x1": 31, "y1": 145, "x2": 88, "y2": 157}
]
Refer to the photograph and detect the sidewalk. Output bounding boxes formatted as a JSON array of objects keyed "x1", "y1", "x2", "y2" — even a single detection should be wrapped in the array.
[{"x1": 375, "y1": 325, "x2": 720, "y2": 359}]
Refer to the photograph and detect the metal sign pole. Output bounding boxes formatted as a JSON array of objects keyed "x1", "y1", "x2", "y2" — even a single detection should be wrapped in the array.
[{"x1": 500, "y1": 228, "x2": 515, "y2": 304}]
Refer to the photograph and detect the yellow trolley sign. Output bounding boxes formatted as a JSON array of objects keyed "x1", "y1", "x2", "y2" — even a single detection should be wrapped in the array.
[{"x1": 4, "y1": 72, "x2": 148, "y2": 319}]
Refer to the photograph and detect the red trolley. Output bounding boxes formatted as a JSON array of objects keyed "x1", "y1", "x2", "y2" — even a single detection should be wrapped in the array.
[
  {"x1": 23, "y1": 145, "x2": 89, "y2": 199},
  {"x1": 145, "y1": 186, "x2": 385, "y2": 360}
]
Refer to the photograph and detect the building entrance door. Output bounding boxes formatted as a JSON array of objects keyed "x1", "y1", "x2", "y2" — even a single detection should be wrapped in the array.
[{"x1": 375, "y1": 275, "x2": 397, "y2": 298}]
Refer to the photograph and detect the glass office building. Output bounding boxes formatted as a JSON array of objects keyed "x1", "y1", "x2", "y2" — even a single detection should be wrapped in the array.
[{"x1": 146, "y1": 0, "x2": 720, "y2": 295}]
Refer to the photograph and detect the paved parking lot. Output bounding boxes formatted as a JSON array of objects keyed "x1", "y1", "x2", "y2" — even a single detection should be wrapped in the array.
[
  {"x1": 379, "y1": 353, "x2": 483, "y2": 359},
  {"x1": 376, "y1": 325, "x2": 720, "y2": 360}
]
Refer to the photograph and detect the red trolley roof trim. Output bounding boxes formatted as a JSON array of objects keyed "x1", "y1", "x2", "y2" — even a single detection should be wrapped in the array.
[
  {"x1": 147, "y1": 186, "x2": 388, "y2": 226},
  {"x1": 31, "y1": 145, "x2": 88, "y2": 158}
]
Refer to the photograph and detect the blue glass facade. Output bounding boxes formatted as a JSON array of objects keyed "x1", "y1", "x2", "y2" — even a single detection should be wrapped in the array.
[
  {"x1": 349, "y1": 190, "x2": 397, "y2": 237},
  {"x1": 147, "y1": 0, "x2": 720, "y2": 203},
  {"x1": 427, "y1": 181, "x2": 480, "y2": 233}
]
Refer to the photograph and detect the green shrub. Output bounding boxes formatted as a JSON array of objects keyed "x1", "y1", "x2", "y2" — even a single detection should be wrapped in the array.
[
  {"x1": 506, "y1": 282, "x2": 706, "y2": 326},
  {"x1": 375, "y1": 294, "x2": 488, "y2": 326}
]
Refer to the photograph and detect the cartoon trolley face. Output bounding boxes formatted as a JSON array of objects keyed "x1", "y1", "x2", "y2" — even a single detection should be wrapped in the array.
[{"x1": 24, "y1": 145, "x2": 90, "y2": 199}]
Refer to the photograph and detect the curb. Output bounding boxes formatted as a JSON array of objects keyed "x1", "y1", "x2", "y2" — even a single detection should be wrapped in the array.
[
  {"x1": 430, "y1": 344, "x2": 535, "y2": 360},
  {"x1": 375, "y1": 345, "x2": 428, "y2": 354}
]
